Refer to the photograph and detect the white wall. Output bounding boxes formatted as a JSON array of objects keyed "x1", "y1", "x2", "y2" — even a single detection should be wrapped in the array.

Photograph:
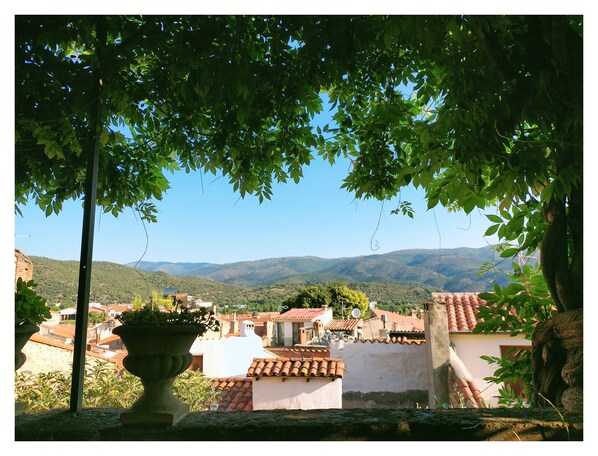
[
  {"x1": 20, "y1": 341, "x2": 112, "y2": 375},
  {"x1": 20, "y1": 341, "x2": 74, "y2": 375},
  {"x1": 329, "y1": 339, "x2": 428, "y2": 394},
  {"x1": 190, "y1": 331, "x2": 275, "y2": 378},
  {"x1": 253, "y1": 377, "x2": 342, "y2": 410},
  {"x1": 450, "y1": 333, "x2": 531, "y2": 407}
]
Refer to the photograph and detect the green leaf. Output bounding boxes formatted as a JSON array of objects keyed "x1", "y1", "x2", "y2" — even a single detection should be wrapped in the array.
[
  {"x1": 484, "y1": 224, "x2": 499, "y2": 236},
  {"x1": 486, "y1": 214, "x2": 503, "y2": 223},
  {"x1": 500, "y1": 248, "x2": 520, "y2": 258}
]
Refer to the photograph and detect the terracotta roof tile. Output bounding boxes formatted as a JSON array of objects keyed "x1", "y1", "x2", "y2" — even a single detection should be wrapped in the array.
[
  {"x1": 324, "y1": 319, "x2": 362, "y2": 331},
  {"x1": 43, "y1": 324, "x2": 76, "y2": 338},
  {"x1": 218, "y1": 312, "x2": 279, "y2": 323},
  {"x1": 97, "y1": 334, "x2": 120, "y2": 344},
  {"x1": 457, "y1": 379, "x2": 484, "y2": 408},
  {"x1": 353, "y1": 337, "x2": 425, "y2": 345},
  {"x1": 265, "y1": 346, "x2": 331, "y2": 358},
  {"x1": 207, "y1": 378, "x2": 253, "y2": 411},
  {"x1": 247, "y1": 357, "x2": 345, "y2": 379},
  {"x1": 29, "y1": 334, "x2": 125, "y2": 368},
  {"x1": 272, "y1": 308, "x2": 328, "y2": 322},
  {"x1": 432, "y1": 292, "x2": 487, "y2": 332},
  {"x1": 371, "y1": 309, "x2": 425, "y2": 331}
]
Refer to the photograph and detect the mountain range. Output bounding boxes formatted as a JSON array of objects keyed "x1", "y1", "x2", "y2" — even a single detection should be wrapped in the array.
[{"x1": 126, "y1": 246, "x2": 514, "y2": 291}]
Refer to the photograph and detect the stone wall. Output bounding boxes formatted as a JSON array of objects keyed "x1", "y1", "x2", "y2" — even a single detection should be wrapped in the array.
[
  {"x1": 15, "y1": 407, "x2": 583, "y2": 441},
  {"x1": 15, "y1": 248, "x2": 34, "y2": 288}
]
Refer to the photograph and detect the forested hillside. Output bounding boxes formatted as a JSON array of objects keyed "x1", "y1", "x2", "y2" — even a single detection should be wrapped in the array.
[
  {"x1": 129, "y1": 246, "x2": 513, "y2": 290},
  {"x1": 28, "y1": 256, "x2": 440, "y2": 311}
]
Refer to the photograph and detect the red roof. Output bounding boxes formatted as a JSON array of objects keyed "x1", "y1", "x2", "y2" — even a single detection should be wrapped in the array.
[
  {"x1": 354, "y1": 337, "x2": 425, "y2": 345},
  {"x1": 432, "y1": 292, "x2": 486, "y2": 332},
  {"x1": 370, "y1": 309, "x2": 425, "y2": 331},
  {"x1": 218, "y1": 312, "x2": 279, "y2": 323},
  {"x1": 457, "y1": 378, "x2": 484, "y2": 408},
  {"x1": 324, "y1": 319, "x2": 362, "y2": 331},
  {"x1": 247, "y1": 357, "x2": 345, "y2": 379},
  {"x1": 97, "y1": 334, "x2": 121, "y2": 345},
  {"x1": 266, "y1": 346, "x2": 331, "y2": 358},
  {"x1": 43, "y1": 324, "x2": 76, "y2": 338},
  {"x1": 207, "y1": 378, "x2": 253, "y2": 411},
  {"x1": 272, "y1": 308, "x2": 328, "y2": 322}
]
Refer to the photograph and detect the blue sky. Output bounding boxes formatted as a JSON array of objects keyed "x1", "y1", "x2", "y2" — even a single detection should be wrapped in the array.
[{"x1": 14, "y1": 155, "x2": 499, "y2": 265}]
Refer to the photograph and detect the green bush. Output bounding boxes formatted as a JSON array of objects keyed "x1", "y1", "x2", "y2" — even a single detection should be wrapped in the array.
[{"x1": 15, "y1": 361, "x2": 218, "y2": 413}]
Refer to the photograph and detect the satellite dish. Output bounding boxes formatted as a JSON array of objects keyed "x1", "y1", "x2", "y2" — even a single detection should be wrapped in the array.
[{"x1": 351, "y1": 308, "x2": 361, "y2": 318}]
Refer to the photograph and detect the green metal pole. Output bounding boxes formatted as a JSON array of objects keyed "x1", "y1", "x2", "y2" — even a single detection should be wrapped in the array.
[
  {"x1": 69, "y1": 19, "x2": 105, "y2": 413},
  {"x1": 69, "y1": 98, "x2": 102, "y2": 413}
]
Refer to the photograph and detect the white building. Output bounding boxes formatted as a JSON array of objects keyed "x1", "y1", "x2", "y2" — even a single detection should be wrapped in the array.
[
  {"x1": 190, "y1": 320, "x2": 276, "y2": 378},
  {"x1": 247, "y1": 357, "x2": 345, "y2": 410}
]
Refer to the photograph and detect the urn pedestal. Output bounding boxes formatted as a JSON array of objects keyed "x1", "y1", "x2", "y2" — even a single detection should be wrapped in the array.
[
  {"x1": 113, "y1": 325, "x2": 200, "y2": 426},
  {"x1": 15, "y1": 324, "x2": 40, "y2": 415}
]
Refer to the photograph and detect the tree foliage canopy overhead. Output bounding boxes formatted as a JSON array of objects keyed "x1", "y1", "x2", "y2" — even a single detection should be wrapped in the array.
[{"x1": 16, "y1": 15, "x2": 583, "y2": 313}]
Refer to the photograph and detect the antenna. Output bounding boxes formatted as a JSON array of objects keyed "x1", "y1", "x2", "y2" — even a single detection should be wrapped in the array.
[{"x1": 351, "y1": 308, "x2": 361, "y2": 319}]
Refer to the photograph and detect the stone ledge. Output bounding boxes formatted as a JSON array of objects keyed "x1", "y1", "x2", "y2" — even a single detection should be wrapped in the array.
[{"x1": 15, "y1": 407, "x2": 582, "y2": 441}]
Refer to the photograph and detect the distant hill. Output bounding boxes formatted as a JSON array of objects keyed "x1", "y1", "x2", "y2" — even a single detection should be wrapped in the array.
[
  {"x1": 28, "y1": 256, "x2": 439, "y2": 310},
  {"x1": 127, "y1": 246, "x2": 513, "y2": 290}
]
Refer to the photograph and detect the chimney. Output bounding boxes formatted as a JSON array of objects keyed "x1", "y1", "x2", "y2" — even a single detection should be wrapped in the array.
[
  {"x1": 231, "y1": 312, "x2": 238, "y2": 334},
  {"x1": 240, "y1": 320, "x2": 255, "y2": 337},
  {"x1": 423, "y1": 300, "x2": 451, "y2": 408},
  {"x1": 299, "y1": 327, "x2": 307, "y2": 345}
]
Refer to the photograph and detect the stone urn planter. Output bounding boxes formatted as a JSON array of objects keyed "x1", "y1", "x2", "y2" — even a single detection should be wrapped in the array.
[
  {"x1": 15, "y1": 277, "x2": 51, "y2": 415},
  {"x1": 15, "y1": 324, "x2": 40, "y2": 371},
  {"x1": 114, "y1": 306, "x2": 218, "y2": 426}
]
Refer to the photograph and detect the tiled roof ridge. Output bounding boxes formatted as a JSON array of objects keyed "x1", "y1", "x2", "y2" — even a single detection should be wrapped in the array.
[
  {"x1": 272, "y1": 307, "x2": 329, "y2": 322},
  {"x1": 266, "y1": 346, "x2": 329, "y2": 353},
  {"x1": 432, "y1": 291, "x2": 488, "y2": 332},
  {"x1": 353, "y1": 337, "x2": 425, "y2": 345},
  {"x1": 247, "y1": 357, "x2": 345, "y2": 379},
  {"x1": 449, "y1": 346, "x2": 484, "y2": 408}
]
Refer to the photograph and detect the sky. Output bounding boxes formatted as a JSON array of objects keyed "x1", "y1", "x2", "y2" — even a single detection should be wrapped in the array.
[{"x1": 14, "y1": 156, "x2": 499, "y2": 265}]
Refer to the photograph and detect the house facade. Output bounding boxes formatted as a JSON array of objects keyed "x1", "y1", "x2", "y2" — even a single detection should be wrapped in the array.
[
  {"x1": 247, "y1": 357, "x2": 345, "y2": 410},
  {"x1": 271, "y1": 306, "x2": 333, "y2": 347},
  {"x1": 430, "y1": 292, "x2": 532, "y2": 407}
]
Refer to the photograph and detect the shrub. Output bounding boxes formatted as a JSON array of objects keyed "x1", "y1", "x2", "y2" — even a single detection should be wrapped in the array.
[{"x1": 15, "y1": 360, "x2": 218, "y2": 413}]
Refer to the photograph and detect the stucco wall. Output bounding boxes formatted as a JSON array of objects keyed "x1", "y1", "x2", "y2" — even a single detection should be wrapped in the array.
[
  {"x1": 450, "y1": 332, "x2": 531, "y2": 407},
  {"x1": 253, "y1": 377, "x2": 343, "y2": 410},
  {"x1": 20, "y1": 341, "x2": 110, "y2": 376},
  {"x1": 329, "y1": 340, "x2": 428, "y2": 395},
  {"x1": 20, "y1": 342, "x2": 74, "y2": 375},
  {"x1": 190, "y1": 332, "x2": 275, "y2": 378}
]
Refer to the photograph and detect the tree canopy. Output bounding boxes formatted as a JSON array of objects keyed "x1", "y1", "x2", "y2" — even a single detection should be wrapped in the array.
[
  {"x1": 16, "y1": 15, "x2": 583, "y2": 314},
  {"x1": 283, "y1": 282, "x2": 370, "y2": 319}
]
